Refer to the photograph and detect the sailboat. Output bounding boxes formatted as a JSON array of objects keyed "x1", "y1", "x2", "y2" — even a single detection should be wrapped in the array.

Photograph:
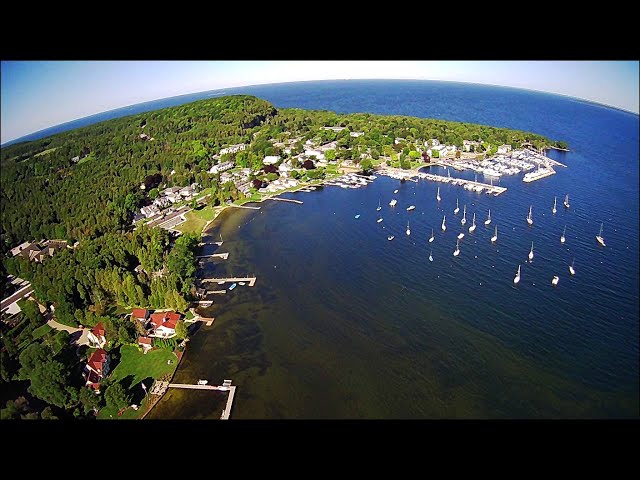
[
  {"x1": 564, "y1": 194, "x2": 570, "y2": 208},
  {"x1": 552, "y1": 275, "x2": 559, "y2": 286},
  {"x1": 389, "y1": 198, "x2": 397, "y2": 207},
  {"x1": 436, "y1": 186, "x2": 441, "y2": 202},
  {"x1": 491, "y1": 225, "x2": 498, "y2": 243},
  {"x1": 596, "y1": 222, "x2": 606, "y2": 246},
  {"x1": 513, "y1": 264, "x2": 521, "y2": 284},
  {"x1": 526, "y1": 206, "x2": 533, "y2": 226},
  {"x1": 394, "y1": 189, "x2": 399, "y2": 194},
  {"x1": 485, "y1": 209, "x2": 491, "y2": 226},
  {"x1": 461, "y1": 205, "x2": 467, "y2": 225},
  {"x1": 469, "y1": 212, "x2": 476, "y2": 232},
  {"x1": 388, "y1": 235, "x2": 394, "y2": 241},
  {"x1": 457, "y1": 231, "x2": 465, "y2": 240},
  {"x1": 429, "y1": 228, "x2": 434, "y2": 243},
  {"x1": 454, "y1": 198, "x2": 460, "y2": 214},
  {"x1": 406, "y1": 205, "x2": 416, "y2": 211},
  {"x1": 441, "y1": 215, "x2": 447, "y2": 232},
  {"x1": 453, "y1": 239, "x2": 460, "y2": 256},
  {"x1": 406, "y1": 221, "x2": 411, "y2": 236},
  {"x1": 569, "y1": 259, "x2": 576, "y2": 276},
  {"x1": 376, "y1": 199, "x2": 382, "y2": 211},
  {"x1": 560, "y1": 225, "x2": 566, "y2": 244},
  {"x1": 429, "y1": 249, "x2": 433, "y2": 262},
  {"x1": 552, "y1": 196, "x2": 557, "y2": 214},
  {"x1": 377, "y1": 218, "x2": 383, "y2": 223},
  {"x1": 528, "y1": 241, "x2": 534, "y2": 261}
]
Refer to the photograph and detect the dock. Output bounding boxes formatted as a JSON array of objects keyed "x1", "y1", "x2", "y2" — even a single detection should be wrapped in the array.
[
  {"x1": 268, "y1": 197, "x2": 303, "y2": 204},
  {"x1": 220, "y1": 386, "x2": 236, "y2": 420},
  {"x1": 523, "y1": 168, "x2": 557, "y2": 183},
  {"x1": 230, "y1": 204, "x2": 261, "y2": 210},
  {"x1": 201, "y1": 276, "x2": 257, "y2": 287},
  {"x1": 165, "y1": 380, "x2": 237, "y2": 419},
  {"x1": 197, "y1": 252, "x2": 229, "y2": 259}
]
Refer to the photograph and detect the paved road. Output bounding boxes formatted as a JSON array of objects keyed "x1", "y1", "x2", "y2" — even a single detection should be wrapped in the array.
[{"x1": 1, "y1": 284, "x2": 34, "y2": 311}]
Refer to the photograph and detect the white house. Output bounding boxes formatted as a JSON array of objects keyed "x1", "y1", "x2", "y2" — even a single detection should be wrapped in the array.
[
  {"x1": 140, "y1": 205, "x2": 159, "y2": 218},
  {"x1": 209, "y1": 161, "x2": 234, "y2": 174},
  {"x1": 278, "y1": 163, "x2": 292, "y2": 176},
  {"x1": 304, "y1": 150, "x2": 325, "y2": 160},
  {"x1": 219, "y1": 144, "x2": 246, "y2": 155},
  {"x1": 138, "y1": 336, "x2": 152, "y2": 354},
  {"x1": 263, "y1": 155, "x2": 281, "y2": 165},
  {"x1": 350, "y1": 132, "x2": 364, "y2": 138},
  {"x1": 322, "y1": 126, "x2": 346, "y2": 132},
  {"x1": 87, "y1": 322, "x2": 106, "y2": 348},
  {"x1": 148, "y1": 312, "x2": 180, "y2": 338},
  {"x1": 497, "y1": 144, "x2": 512, "y2": 155},
  {"x1": 463, "y1": 140, "x2": 481, "y2": 152}
]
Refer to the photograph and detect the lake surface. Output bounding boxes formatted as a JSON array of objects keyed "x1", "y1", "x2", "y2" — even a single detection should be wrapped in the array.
[{"x1": 141, "y1": 80, "x2": 638, "y2": 418}]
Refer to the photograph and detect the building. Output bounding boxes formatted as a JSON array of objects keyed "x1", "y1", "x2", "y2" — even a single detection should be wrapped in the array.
[
  {"x1": 350, "y1": 132, "x2": 364, "y2": 138},
  {"x1": 153, "y1": 197, "x2": 171, "y2": 209},
  {"x1": 148, "y1": 311, "x2": 181, "y2": 338},
  {"x1": 278, "y1": 163, "x2": 293, "y2": 176},
  {"x1": 463, "y1": 140, "x2": 481, "y2": 152},
  {"x1": 9, "y1": 240, "x2": 68, "y2": 263},
  {"x1": 83, "y1": 349, "x2": 110, "y2": 393},
  {"x1": 219, "y1": 144, "x2": 246, "y2": 155},
  {"x1": 237, "y1": 182, "x2": 252, "y2": 196},
  {"x1": 263, "y1": 155, "x2": 281, "y2": 165},
  {"x1": 497, "y1": 144, "x2": 512, "y2": 155},
  {"x1": 322, "y1": 126, "x2": 346, "y2": 132},
  {"x1": 138, "y1": 336, "x2": 152, "y2": 354},
  {"x1": 220, "y1": 172, "x2": 233, "y2": 184},
  {"x1": 131, "y1": 308, "x2": 149, "y2": 324},
  {"x1": 141, "y1": 205, "x2": 160, "y2": 218},
  {"x1": 209, "y1": 161, "x2": 234, "y2": 174},
  {"x1": 87, "y1": 322, "x2": 106, "y2": 348},
  {"x1": 304, "y1": 150, "x2": 325, "y2": 160}
]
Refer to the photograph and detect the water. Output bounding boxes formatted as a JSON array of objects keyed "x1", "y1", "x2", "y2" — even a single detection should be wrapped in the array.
[{"x1": 137, "y1": 80, "x2": 637, "y2": 418}]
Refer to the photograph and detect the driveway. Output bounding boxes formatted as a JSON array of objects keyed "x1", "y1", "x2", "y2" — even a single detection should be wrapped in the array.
[{"x1": 47, "y1": 318, "x2": 91, "y2": 346}]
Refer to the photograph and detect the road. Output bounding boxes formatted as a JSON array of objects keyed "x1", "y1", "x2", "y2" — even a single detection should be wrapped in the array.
[{"x1": 1, "y1": 284, "x2": 34, "y2": 311}]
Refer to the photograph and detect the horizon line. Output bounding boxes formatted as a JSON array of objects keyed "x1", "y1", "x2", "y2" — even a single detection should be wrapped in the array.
[{"x1": 3, "y1": 78, "x2": 638, "y2": 147}]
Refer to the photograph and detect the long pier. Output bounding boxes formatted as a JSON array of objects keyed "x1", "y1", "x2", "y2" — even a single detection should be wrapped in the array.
[
  {"x1": 201, "y1": 276, "x2": 257, "y2": 287},
  {"x1": 169, "y1": 383, "x2": 231, "y2": 391},
  {"x1": 197, "y1": 252, "x2": 229, "y2": 259},
  {"x1": 220, "y1": 386, "x2": 236, "y2": 420},
  {"x1": 418, "y1": 172, "x2": 507, "y2": 196},
  {"x1": 164, "y1": 381, "x2": 237, "y2": 420},
  {"x1": 268, "y1": 197, "x2": 303, "y2": 204},
  {"x1": 230, "y1": 204, "x2": 261, "y2": 210}
]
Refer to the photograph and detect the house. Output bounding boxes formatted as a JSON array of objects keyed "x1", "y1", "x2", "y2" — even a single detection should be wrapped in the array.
[
  {"x1": 10, "y1": 241, "x2": 41, "y2": 259},
  {"x1": 87, "y1": 322, "x2": 106, "y2": 348},
  {"x1": 237, "y1": 182, "x2": 252, "y2": 196},
  {"x1": 138, "y1": 336, "x2": 152, "y2": 354},
  {"x1": 219, "y1": 144, "x2": 246, "y2": 155},
  {"x1": 148, "y1": 311, "x2": 181, "y2": 338},
  {"x1": 497, "y1": 144, "x2": 512, "y2": 155},
  {"x1": 153, "y1": 197, "x2": 171, "y2": 209},
  {"x1": 220, "y1": 172, "x2": 233, "y2": 184},
  {"x1": 141, "y1": 205, "x2": 160, "y2": 218},
  {"x1": 463, "y1": 140, "x2": 481, "y2": 152},
  {"x1": 131, "y1": 308, "x2": 149, "y2": 324},
  {"x1": 318, "y1": 141, "x2": 338, "y2": 152},
  {"x1": 209, "y1": 161, "x2": 234, "y2": 174},
  {"x1": 322, "y1": 126, "x2": 346, "y2": 132},
  {"x1": 140, "y1": 133, "x2": 149, "y2": 141},
  {"x1": 350, "y1": 132, "x2": 364, "y2": 138},
  {"x1": 394, "y1": 138, "x2": 406, "y2": 145},
  {"x1": 304, "y1": 150, "x2": 325, "y2": 160},
  {"x1": 263, "y1": 155, "x2": 281, "y2": 165},
  {"x1": 179, "y1": 186, "x2": 194, "y2": 199},
  {"x1": 430, "y1": 139, "x2": 440, "y2": 146},
  {"x1": 83, "y1": 349, "x2": 110, "y2": 393},
  {"x1": 71, "y1": 156, "x2": 80, "y2": 163},
  {"x1": 278, "y1": 163, "x2": 292, "y2": 176}
]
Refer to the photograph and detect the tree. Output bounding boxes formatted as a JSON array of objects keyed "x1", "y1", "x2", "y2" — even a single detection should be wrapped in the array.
[
  {"x1": 302, "y1": 159, "x2": 315, "y2": 170},
  {"x1": 41, "y1": 406, "x2": 59, "y2": 420},
  {"x1": 455, "y1": 150, "x2": 461, "y2": 159},
  {"x1": 431, "y1": 150, "x2": 440, "y2": 158},
  {"x1": 28, "y1": 360, "x2": 75, "y2": 409},
  {"x1": 360, "y1": 158, "x2": 373, "y2": 172},
  {"x1": 324, "y1": 149, "x2": 336, "y2": 161},
  {"x1": 148, "y1": 188, "x2": 159, "y2": 200},
  {"x1": 105, "y1": 382, "x2": 132, "y2": 410},
  {"x1": 266, "y1": 172, "x2": 278, "y2": 182},
  {"x1": 79, "y1": 386, "x2": 102, "y2": 415},
  {"x1": 18, "y1": 343, "x2": 48, "y2": 380},
  {"x1": 175, "y1": 320, "x2": 188, "y2": 340}
]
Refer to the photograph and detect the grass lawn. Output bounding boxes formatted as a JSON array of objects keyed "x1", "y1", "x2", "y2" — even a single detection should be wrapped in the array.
[
  {"x1": 98, "y1": 404, "x2": 143, "y2": 420},
  {"x1": 33, "y1": 147, "x2": 58, "y2": 158},
  {"x1": 176, "y1": 205, "x2": 217, "y2": 234},
  {"x1": 32, "y1": 324, "x2": 52, "y2": 339},
  {"x1": 185, "y1": 310, "x2": 195, "y2": 320},
  {"x1": 108, "y1": 345, "x2": 177, "y2": 389}
]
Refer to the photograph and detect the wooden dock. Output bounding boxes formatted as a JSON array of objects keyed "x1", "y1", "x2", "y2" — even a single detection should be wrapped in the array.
[
  {"x1": 197, "y1": 252, "x2": 229, "y2": 259},
  {"x1": 230, "y1": 204, "x2": 261, "y2": 210},
  {"x1": 166, "y1": 381, "x2": 237, "y2": 419},
  {"x1": 268, "y1": 197, "x2": 303, "y2": 204},
  {"x1": 168, "y1": 383, "x2": 231, "y2": 391},
  {"x1": 220, "y1": 386, "x2": 236, "y2": 420},
  {"x1": 201, "y1": 276, "x2": 257, "y2": 287}
]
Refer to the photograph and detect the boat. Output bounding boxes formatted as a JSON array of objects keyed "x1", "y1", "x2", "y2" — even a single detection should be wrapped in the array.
[
  {"x1": 552, "y1": 196, "x2": 557, "y2": 214},
  {"x1": 394, "y1": 189, "x2": 399, "y2": 194},
  {"x1": 560, "y1": 225, "x2": 566, "y2": 244},
  {"x1": 596, "y1": 222, "x2": 606, "y2": 246},
  {"x1": 564, "y1": 194, "x2": 570, "y2": 208},
  {"x1": 406, "y1": 221, "x2": 411, "y2": 236},
  {"x1": 389, "y1": 199, "x2": 397, "y2": 207},
  {"x1": 454, "y1": 198, "x2": 460, "y2": 214},
  {"x1": 528, "y1": 241, "x2": 534, "y2": 261},
  {"x1": 441, "y1": 215, "x2": 447, "y2": 232},
  {"x1": 453, "y1": 239, "x2": 460, "y2": 257},
  {"x1": 491, "y1": 225, "x2": 498, "y2": 243},
  {"x1": 377, "y1": 218, "x2": 383, "y2": 223},
  {"x1": 436, "y1": 186, "x2": 441, "y2": 202},
  {"x1": 429, "y1": 249, "x2": 433, "y2": 262},
  {"x1": 407, "y1": 205, "x2": 416, "y2": 211},
  {"x1": 461, "y1": 205, "x2": 467, "y2": 225},
  {"x1": 217, "y1": 280, "x2": 225, "y2": 285},
  {"x1": 485, "y1": 209, "x2": 491, "y2": 225},
  {"x1": 388, "y1": 235, "x2": 394, "y2": 241},
  {"x1": 569, "y1": 259, "x2": 576, "y2": 276},
  {"x1": 469, "y1": 213, "x2": 476, "y2": 233},
  {"x1": 377, "y1": 199, "x2": 382, "y2": 211},
  {"x1": 355, "y1": 214, "x2": 361, "y2": 219},
  {"x1": 526, "y1": 206, "x2": 533, "y2": 226},
  {"x1": 513, "y1": 264, "x2": 521, "y2": 284},
  {"x1": 457, "y1": 232, "x2": 465, "y2": 240},
  {"x1": 239, "y1": 282, "x2": 246, "y2": 286},
  {"x1": 429, "y1": 228, "x2": 434, "y2": 243},
  {"x1": 552, "y1": 275, "x2": 559, "y2": 286},
  {"x1": 228, "y1": 283, "x2": 237, "y2": 291},
  {"x1": 197, "y1": 380, "x2": 209, "y2": 385}
]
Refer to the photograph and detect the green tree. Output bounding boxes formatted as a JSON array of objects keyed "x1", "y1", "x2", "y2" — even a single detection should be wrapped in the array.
[
  {"x1": 455, "y1": 150, "x2": 461, "y2": 159},
  {"x1": 28, "y1": 360, "x2": 75, "y2": 409},
  {"x1": 148, "y1": 188, "x2": 159, "y2": 200},
  {"x1": 324, "y1": 149, "x2": 336, "y2": 161},
  {"x1": 18, "y1": 343, "x2": 48, "y2": 380},
  {"x1": 79, "y1": 386, "x2": 102, "y2": 415},
  {"x1": 105, "y1": 382, "x2": 132, "y2": 410},
  {"x1": 40, "y1": 406, "x2": 59, "y2": 420},
  {"x1": 175, "y1": 320, "x2": 188, "y2": 340},
  {"x1": 360, "y1": 158, "x2": 373, "y2": 172}
]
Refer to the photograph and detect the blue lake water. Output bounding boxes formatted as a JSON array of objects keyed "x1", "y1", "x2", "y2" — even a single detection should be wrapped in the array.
[{"x1": 40, "y1": 79, "x2": 637, "y2": 418}]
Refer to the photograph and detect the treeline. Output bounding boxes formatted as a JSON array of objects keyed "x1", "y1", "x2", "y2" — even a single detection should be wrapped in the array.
[{"x1": 3, "y1": 226, "x2": 199, "y2": 326}]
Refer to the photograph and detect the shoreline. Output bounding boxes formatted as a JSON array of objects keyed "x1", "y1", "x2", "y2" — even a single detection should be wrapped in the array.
[{"x1": 140, "y1": 347, "x2": 186, "y2": 420}]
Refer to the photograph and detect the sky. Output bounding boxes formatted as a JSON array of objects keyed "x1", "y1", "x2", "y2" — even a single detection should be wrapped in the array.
[{"x1": 1, "y1": 61, "x2": 638, "y2": 144}]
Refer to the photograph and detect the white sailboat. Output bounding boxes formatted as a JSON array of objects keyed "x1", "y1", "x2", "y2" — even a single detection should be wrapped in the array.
[
  {"x1": 526, "y1": 206, "x2": 533, "y2": 226},
  {"x1": 560, "y1": 225, "x2": 566, "y2": 244},
  {"x1": 429, "y1": 249, "x2": 433, "y2": 262},
  {"x1": 429, "y1": 228, "x2": 434, "y2": 243},
  {"x1": 454, "y1": 198, "x2": 460, "y2": 214},
  {"x1": 491, "y1": 225, "x2": 498, "y2": 243},
  {"x1": 563, "y1": 194, "x2": 570, "y2": 208},
  {"x1": 596, "y1": 222, "x2": 606, "y2": 246},
  {"x1": 569, "y1": 259, "x2": 576, "y2": 276},
  {"x1": 528, "y1": 241, "x2": 534, "y2": 261},
  {"x1": 389, "y1": 198, "x2": 397, "y2": 207},
  {"x1": 552, "y1": 275, "x2": 559, "y2": 286},
  {"x1": 461, "y1": 205, "x2": 467, "y2": 225},
  {"x1": 377, "y1": 218, "x2": 383, "y2": 223},
  {"x1": 407, "y1": 205, "x2": 416, "y2": 211},
  {"x1": 513, "y1": 264, "x2": 521, "y2": 284},
  {"x1": 453, "y1": 239, "x2": 460, "y2": 256},
  {"x1": 388, "y1": 235, "x2": 394, "y2": 241},
  {"x1": 376, "y1": 199, "x2": 382, "y2": 211},
  {"x1": 469, "y1": 213, "x2": 476, "y2": 232},
  {"x1": 485, "y1": 209, "x2": 491, "y2": 226},
  {"x1": 441, "y1": 215, "x2": 446, "y2": 232},
  {"x1": 406, "y1": 221, "x2": 411, "y2": 236},
  {"x1": 394, "y1": 189, "x2": 399, "y2": 194},
  {"x1": 457, "y1": 232, "x2": 465, "y2": 240},
  {"x1": 552, "y1": 196, "x2": 557, "y2": 214},
  {"x1": 436, "y1": 186, "x2": 441, "y2": 202}
]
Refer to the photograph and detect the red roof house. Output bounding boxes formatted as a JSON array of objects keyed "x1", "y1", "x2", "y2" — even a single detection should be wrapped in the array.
[
  {"x1": 132, "y1": 308, "x2": 149, "y2": 322},
  {"x1": 138, "y1": 336, "x2": 153, "y2": 354},
  {"x1": 148, "y1": 311, "x2": 181, "y2": 338},
  {"x1": 83, "y1": 348, "x2": 111, "y2": 392},
  {"x1": 87, "y1": 322, "x2": 106, "y2": 348}
]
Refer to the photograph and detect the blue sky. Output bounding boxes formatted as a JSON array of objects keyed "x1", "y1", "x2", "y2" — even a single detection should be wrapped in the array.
[{"x1": 1, "y1": 61, "x2": 638, "y2": 144}]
